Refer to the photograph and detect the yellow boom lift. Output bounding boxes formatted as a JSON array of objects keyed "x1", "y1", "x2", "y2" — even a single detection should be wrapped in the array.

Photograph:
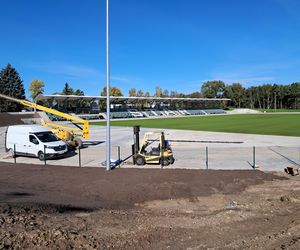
[{"x1": 0, "y1": 93, "x2": 89, "y2": 148}]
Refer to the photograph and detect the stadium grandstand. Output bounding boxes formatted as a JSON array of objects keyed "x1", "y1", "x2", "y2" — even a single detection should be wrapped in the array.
[{"x1": 36, "y1": 94, "x2": 230, "y2": 121}]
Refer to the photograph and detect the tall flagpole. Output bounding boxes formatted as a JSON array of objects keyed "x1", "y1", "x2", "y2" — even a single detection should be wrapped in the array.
[{"x1": 106, "y1": 0, "x2": 111, "y2": 171}]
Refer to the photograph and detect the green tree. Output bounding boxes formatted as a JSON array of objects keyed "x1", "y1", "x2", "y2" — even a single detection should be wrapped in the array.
[
  {"x1": 74, "y1": 89, "x2": 84, "y2": 96},
  {"x1": 201, "y1": 80, "x2": 225, "y2": 98},
  {"x1": 262, "y1": 84, "x2": 273, "y2": 109},
  {"x1": 245, "y1": 87, "x2": 255, "y2": 109},
  {"x1": 29, "y1": 79, "x2": 45, "y2": 100},
  {"x1": 186, "y1": 91, "x2": 202, "y2": 98},
  {"x1": 162, "y1": 89, "x2": 169, "y2": 97},
  {"x1": 0, "y1": 64, "x2": 25, "y2": 112},
  {"x1": 224, "y1": 83, "x2": 245, "y2": 108},
  {"x1": 52, "y1": 83, "x2": 86, "y2": 112},
  {"x1": 99, "y1": 86, "x2": 123, "y2": 110},
  {"x1": 176, "y1": 92, "x2": 185, "y2": 98},
  {"x1": 154, "y1": 86, "x2": 163, "y2": 97},
  {"x1": 136, "y1": 89, "x2": 144, "y2": 97},
  {"x1": 101, "y1": 86, "x2": 123, "y2": 96},
  {"x1": 128, "y1": 88, "x2": 136, "y2": 96},
  {"x1": 62, "y1": 82, "x2": 74, "y2": 95},
  {"x1": 290, "y1": 82, "x2": 300, "y2": 109},
  {"x1": 134, "y1": 90, "x2": 144, "y2": 109},
  {"x1": 170, "y1": 91, "x2": 177, "y2": 98}
]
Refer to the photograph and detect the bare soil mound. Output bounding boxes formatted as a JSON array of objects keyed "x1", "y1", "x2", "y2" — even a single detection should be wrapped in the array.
[
  {"x1": 2, "y1": 162, "x2": 298, "y2": 249},
  {"x1": 0, "y1": 162, "x2": 284, "y2": 209},
  {"x1": 0, "y1": 113, "x2": 40, "y2": 127}
]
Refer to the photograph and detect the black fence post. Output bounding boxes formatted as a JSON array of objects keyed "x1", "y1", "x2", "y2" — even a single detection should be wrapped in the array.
[
  {"x1": 14, "y1": 144, "x2": 16, "y2": 164},
  {"x1": 206, "y1": 146, "x2": 208, "y2": 170},
  {"x1": 118, "y1": 146, "x2": 121, "y2": 167},
  {"x1": 78, "y1": 146, "x2": 81, "y2": 167},
  {"x1": 253, "y1": 146, "x2": 256, "y2": 169},
  {"x1": 44, "y1": 145, "x2": 46, "y2": 166},
  {"x1": 160, "y1": 147, "x2": 164, "y2": 168},
  {"x1": 132, "y1": 144, "x2": 136, "y2": 165}
]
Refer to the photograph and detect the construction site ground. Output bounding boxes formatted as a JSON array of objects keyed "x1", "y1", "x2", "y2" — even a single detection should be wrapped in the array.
[
  {"x1": 1, "y1": 113, "x2": 300, "y2": 249},
  {"x1": 1, "y1": 163, "x2": 300, "y2": 249}
]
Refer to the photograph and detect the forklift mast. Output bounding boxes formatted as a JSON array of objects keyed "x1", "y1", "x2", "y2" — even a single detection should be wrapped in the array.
[
  {"x1": 160, "y1": 132, "x2": 165, "y2": 151},
  {"x1": 133, "y1": 125, "x2": 140, "y2": 154}
]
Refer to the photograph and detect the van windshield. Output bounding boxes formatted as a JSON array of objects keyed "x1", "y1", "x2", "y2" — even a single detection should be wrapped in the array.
[{"x1": 34, "y1": 132, "x2": 60, "y2": 142}]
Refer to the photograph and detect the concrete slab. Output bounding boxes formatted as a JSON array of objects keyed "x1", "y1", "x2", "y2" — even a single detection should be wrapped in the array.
[{"x1": 0, "y1": 125, "x2": 299, "y2": 171}]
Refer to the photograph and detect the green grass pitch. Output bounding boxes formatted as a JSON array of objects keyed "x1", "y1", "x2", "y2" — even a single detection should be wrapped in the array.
[{"x1": 91, "y1": 114, "x2": 300, "y2": 137}]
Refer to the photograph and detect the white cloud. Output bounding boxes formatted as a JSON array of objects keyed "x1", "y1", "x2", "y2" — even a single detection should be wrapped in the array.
[
  {"x1": 28, "y1": 61, "x2": 101, "y2": 79},
  {"x1": 206, "y1": 62, "x2": 295, "y2": 86},
  {"x1": 30, "y1": 62, "x2": 140, "y2": 83},
  {"x1": 110, "y1": 75, "x2": 135, "y2": 84}
]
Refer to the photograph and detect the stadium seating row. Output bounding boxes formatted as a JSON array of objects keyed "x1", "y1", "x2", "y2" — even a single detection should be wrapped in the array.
[
  {"x1": 106, "y1": 109, "x2": 226, "y2": 120},
  {"x1": 47, "y1": 109, "x2": 226, "y2": 121}
]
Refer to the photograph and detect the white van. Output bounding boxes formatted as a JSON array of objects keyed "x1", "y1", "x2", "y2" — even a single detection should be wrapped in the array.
[{"x1": 5, "y1": 125, "x2": 68, "y2": 161}]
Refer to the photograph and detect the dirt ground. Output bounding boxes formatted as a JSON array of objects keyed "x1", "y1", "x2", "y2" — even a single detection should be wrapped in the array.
[{"x1": 1, "y1": 163, "x2": 300, "y2": 249}]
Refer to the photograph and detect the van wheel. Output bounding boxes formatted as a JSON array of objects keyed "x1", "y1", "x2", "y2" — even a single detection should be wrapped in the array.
[
  {"x1": 135, "y1": 156, "x2": 145, "y2": 166},
  {"x1": 38, "y1": 151, "x2": 45, "y2": 161}
]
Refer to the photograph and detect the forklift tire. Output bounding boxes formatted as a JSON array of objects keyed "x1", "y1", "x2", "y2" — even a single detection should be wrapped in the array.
[
  {"x1": 135, "y1": 156, "x2": 145, "y2": 166},
  {"x1": 169, "y1": 157, "x2": 175, "y2": 164},
  {"x1": 161, "y1": 158, "x2": 170, "y2": 166}
]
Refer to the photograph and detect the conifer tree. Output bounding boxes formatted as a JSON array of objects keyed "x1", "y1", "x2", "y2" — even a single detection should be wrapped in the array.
[{"x1": 0, "y1": 64, "x2": 25, "y2": 112}]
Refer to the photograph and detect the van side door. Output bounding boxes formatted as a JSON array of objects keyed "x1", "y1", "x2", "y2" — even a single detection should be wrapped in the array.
[{"x1": 28, "y1": 134, "x2": 40, "y2": 156}]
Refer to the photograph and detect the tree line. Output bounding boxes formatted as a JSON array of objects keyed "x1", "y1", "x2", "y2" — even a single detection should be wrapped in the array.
[
  {"x1": 0, "y1": 63, "x2": 299, "y2": 112},
  {"x1": 118, "y1": 82, "x2": 300, "y2": 110},
  {"x1": 200, "y1": 81, "x2": 300, "y2": 110}
]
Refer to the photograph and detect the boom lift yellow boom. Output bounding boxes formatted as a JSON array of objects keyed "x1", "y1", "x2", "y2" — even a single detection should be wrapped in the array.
[{"x1": 0, "y1": 93, "x2": 89, "y2": 147}]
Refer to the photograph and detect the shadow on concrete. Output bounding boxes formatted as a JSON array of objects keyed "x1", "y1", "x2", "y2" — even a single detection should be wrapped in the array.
[
  {"x1": 269, "y1": 147, "x2": 300, "y2": 167},
  {"x1": 82, "y1": 141, "x2": 105, "y2": 147}
]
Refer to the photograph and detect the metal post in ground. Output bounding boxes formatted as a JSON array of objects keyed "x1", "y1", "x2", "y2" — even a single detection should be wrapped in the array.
[
  {"x1": 14, "y1": 144, "x2": 16, "y2": 164},
  {"x1": 118, "y1": 146, "x2": 120, "y2": 167},
  {"x1": 44, "y1": 145, "x2": 46, "y2": 166},
  {"x1": 206, "y1": 146, "x2": 208, "y2": 170},
  {"x1": 253, "y1": 146, "x2": 256, "y2": 169},
  {"x1": 132, "y1": 144, "x2": 136, "y2": 165},
  {"x1": 161, "y1": 148, "x2": 163, "y2": 169},
  {"x1": 105, "y1": 0, "x2": 111, "y2": 171},
  {"x1": 78, "y1": 147, "x2": 81, "y2": 167}
]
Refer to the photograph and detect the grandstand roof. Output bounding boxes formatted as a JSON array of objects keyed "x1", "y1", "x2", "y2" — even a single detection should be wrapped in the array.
[{"x1": 36, "y1": 94, "x2": 230, "y2": 103}]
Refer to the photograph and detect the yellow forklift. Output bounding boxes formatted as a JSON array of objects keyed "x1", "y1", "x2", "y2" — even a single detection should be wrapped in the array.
[{"x1": 133, "y1": 126, "x2": 175, "y2": 166}]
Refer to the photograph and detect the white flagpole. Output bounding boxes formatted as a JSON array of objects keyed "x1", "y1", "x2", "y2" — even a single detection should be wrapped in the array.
[{"x1": 106, "y1": 0, "x2": 111, "y2": 171}]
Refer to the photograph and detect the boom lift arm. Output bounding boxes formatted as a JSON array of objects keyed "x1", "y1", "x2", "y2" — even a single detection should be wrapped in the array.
[{"x1": 0, "y1": 93, "x2": 89, "y2": 146}]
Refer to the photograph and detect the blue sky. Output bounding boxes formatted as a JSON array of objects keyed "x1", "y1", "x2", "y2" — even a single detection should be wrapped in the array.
[{"x1": 0, "y1": 0, "x2": 300, "y2": 98}]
